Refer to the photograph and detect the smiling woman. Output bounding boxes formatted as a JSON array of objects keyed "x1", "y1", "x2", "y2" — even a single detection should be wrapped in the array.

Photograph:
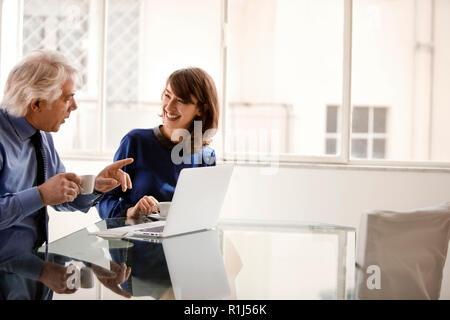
[
  {"x1": 160, "y1": 67, "x2": 219, "y2": 152},
  {"x1": 96, "y1": 67, "x2": 219, "y2": 220},
  {"x1": 161, "y1": 85, "x2": 202, "y2": 134}
]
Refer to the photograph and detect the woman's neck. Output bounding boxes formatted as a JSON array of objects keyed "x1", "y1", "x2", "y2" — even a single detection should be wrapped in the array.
[{"x1": 160, "y1": 125, "x2": 174, "y2": 142}]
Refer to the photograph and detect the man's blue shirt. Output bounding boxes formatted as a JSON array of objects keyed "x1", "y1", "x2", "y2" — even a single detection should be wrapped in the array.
[{"x1": 0, "y1": 109, "x2": 100, "y2": 264}]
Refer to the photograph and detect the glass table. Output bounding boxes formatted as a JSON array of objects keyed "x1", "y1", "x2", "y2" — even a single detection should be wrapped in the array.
[{"x1": 0, "y1": 218, "x2": 355, "y2": 300}]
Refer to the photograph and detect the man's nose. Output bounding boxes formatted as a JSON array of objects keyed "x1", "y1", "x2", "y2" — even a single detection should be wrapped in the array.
[{"x1": 70, "y1": 98, "x2": 78, "y2": 111}]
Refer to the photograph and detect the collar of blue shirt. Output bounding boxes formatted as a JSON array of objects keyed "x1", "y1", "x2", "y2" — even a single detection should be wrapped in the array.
[{"x1": 3, "y1": 110, "x2": 38, "y2": 141}]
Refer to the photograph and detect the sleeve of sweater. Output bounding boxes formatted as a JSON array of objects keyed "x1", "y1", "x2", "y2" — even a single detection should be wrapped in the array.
[{"x1": 96, "y1": 133, "x2": 136, "y2": 219}]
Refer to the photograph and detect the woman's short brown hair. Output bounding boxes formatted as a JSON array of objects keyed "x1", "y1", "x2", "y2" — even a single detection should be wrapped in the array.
[{"x1": 165, "y1": 67, "x2": 219, "y2": 147}]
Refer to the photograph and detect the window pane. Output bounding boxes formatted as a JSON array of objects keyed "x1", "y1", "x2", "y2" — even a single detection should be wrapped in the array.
[
  {"x1": 373, "y1": 108, "x2": 387, "y2": 133},
  {"x1": 22, "y1": 0, "x2": 100, "y2": 154},
  {"x1": 352, "y1": 107, "x2": 369, "y2": 133},
  {"x1": 351, "y1": 139, "x2": 367, "y2": 158},
  {"x1": 104, "y1": 0, "x2": 222, "y2": 153},
  {"x1": 106, "y1": 0, "x2": 140, "y2": 107},
  {"x1": 23, "y1": 0, "x2": 90, "y2": 92},
  {"x1": 326, "y1": 105, "x2": 338, "y2": 133},
  {"x1": 227, "y1": 0, "x2": 344, "y2": 157},
  {"x1": 373, "y1": 138, "x2": 386, "y2": 159},
  {"x1": 326, "y1": 138, "x2": 337, "y2": 155},
  {"x1": 353, "y1": 0, "x2": 450, "y2": 162},
  {"x1": 104, "y1": 0, "x2": 145, "y2": 152}
]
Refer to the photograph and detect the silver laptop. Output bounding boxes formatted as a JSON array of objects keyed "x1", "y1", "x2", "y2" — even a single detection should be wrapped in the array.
[{"x1": 96, "y1": 164, "x2": 234, "y2": 239}]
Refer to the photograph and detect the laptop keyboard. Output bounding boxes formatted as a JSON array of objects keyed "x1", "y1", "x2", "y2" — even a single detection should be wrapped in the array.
[{"x1": 139, "y1": 226, "x2": 165, "y2": 233}]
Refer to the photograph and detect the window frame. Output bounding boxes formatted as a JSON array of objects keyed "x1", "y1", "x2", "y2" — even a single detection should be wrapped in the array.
[
  {"x1": 326, "y1": 105, "x2": 389, "y2": 160},
  {"x1": 222, "y1": 0, "x2": 450, "y2": 169},
  {"x1": 350, "y1": 105, "x2": 388, "y2": 160},
  {"x1": 220, "y1": 0, "x2": 353, "y2": 166},
  {"x1": 325, "y1": 104, "x2": 341, "y2": 156},
  {"x1": 1, "y1": 0, "x2": 449, "y2": 169}
]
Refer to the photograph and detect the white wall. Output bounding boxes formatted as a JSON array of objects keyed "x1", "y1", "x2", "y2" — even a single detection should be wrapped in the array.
[
  {"x1": 221, "y1": 164, "x2": 450, "y2": 227},
  {"x1": 432, "y1": 0, "x2": 450, "y2": 160}
]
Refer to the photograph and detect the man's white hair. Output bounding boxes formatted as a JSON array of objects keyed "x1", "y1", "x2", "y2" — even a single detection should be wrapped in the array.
[{"x1": 1, "y1": 50, "x2": 78, "y2": 117}]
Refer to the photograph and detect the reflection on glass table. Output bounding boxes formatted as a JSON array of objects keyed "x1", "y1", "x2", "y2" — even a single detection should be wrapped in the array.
[
  {"x1": 1, "y1": 217, "x2": 355, "y2": 300},
  {"x1": 218, "y1": 220, "x2": 355, "y2": 300},
  {"x1": 0, "y1": 250, "x2": 131, "y2": 299}
]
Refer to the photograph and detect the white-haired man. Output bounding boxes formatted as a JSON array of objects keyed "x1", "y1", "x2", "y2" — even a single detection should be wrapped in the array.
[{"x1": 0, "y1": 50, "x2": 133, "y2": 297}]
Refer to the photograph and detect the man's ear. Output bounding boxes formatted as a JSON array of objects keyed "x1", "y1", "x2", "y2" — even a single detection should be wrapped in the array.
[{"x1": 30, "y1": 99, "x2": 40, "y2": 112}]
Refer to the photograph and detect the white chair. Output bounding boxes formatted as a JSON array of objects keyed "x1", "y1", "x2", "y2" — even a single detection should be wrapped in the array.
[{"x1": 356, "y1": 202, "x2": 450, "y2": 300}]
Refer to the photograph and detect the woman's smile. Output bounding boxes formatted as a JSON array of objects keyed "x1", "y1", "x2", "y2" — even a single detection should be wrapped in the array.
[{"x1": 165, "y1": 111, "x2": 181, "y2": 121}]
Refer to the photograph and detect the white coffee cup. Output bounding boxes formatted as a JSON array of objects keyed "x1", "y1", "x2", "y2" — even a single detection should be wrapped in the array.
[
  {"x1": 66, "y1": 263, "x2": 94, "y2": 289},
  {"x1": 80, "y1": 266, "x2": 94, "y2": 289},
  {"x1": 79, "y1": 174, "x2": 96, "y2": 194},
  {"x1": 157, "y1": 202, "x2": 171, "y2": 218}
]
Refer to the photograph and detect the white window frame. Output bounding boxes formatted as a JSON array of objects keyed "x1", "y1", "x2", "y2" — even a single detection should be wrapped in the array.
[
  {"x1": 1, "y1": 0, "x2": 449, "y2": 169},
  {"x1": 325, "y1": 105, "x2": 341, "y2": 157},
  {"x1": 325, "y1": 105, "x2": 389, "y2": 160},
  {"x1": 221, "y1": 0, "x2": 450, "y2": 169},
  {"x1": 351, "y1": 106, "x2": 388, "y2": 160}
]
